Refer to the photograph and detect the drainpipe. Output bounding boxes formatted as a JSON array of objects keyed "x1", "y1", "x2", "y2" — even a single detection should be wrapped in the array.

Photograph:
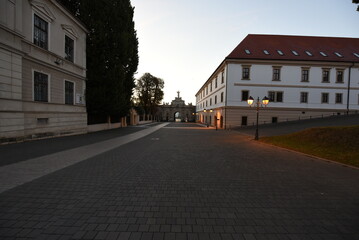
[
  {"x1": 347, "y1": 63, "x2": 354, "y2": 114},
  {"x1": 224, "y1": 62, "x2": 229, "y2": 129}
]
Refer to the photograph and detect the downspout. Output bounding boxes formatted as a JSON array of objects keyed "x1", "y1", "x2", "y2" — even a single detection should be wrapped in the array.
[
  {"x1": 346, "y1": 62, "x2": 354, "y2": 114},
  {"x1": 224, "y1": 61, "x2": 229, "y2": 129}
]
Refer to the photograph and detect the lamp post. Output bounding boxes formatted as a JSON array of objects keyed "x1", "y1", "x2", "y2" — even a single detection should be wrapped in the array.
[{"x1": 247, "y1": 96, "x2": 269, "y2": 140}]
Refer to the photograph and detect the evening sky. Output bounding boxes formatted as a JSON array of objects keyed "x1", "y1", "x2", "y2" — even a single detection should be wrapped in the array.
[{"x1": 131, "y1": 0, "x2": 359, "y2": 104}]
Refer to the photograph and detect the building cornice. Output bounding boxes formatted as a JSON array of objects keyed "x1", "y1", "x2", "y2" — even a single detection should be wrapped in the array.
[
  {"x1": 233, "y1": 83, "x2": 359, "y2": 91},
  {"x1": 225, "y1": 58, "x2": 359, "y2": 68}
]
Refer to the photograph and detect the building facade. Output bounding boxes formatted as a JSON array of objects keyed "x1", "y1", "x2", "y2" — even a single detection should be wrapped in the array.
[
  {"x1": 0, "y1": 0, "x2": 88, "y2": 141},
  {"x1": 196, "y1": 34, "x2": 359, "y2": 129},
  {"x1": 157, "y1": 92, "x2": 196, "y2": 122}
]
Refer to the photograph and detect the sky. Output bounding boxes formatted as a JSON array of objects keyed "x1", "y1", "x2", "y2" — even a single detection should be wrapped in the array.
[{"x1": 130, "y1": 0, "x2": 359, "y2": 104}]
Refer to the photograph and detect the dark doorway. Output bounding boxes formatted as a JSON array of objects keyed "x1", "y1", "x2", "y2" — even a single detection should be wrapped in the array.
[{"x1": 241, "y1": 116, "x2": 248, "y2": 126}]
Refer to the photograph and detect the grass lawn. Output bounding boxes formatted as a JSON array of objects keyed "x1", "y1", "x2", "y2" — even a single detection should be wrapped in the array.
[{"x1": 260, "y1": 125, "x2": 359, "y2": 168}]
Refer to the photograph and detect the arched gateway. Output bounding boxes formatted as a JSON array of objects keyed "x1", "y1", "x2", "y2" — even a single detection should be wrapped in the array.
[{"x1": 156, "y1": 91, "x2": 196, "y2": 122}]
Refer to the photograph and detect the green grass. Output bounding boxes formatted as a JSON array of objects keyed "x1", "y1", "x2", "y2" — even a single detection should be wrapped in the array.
[{"x1": 260, "y1": 125, "x2": 359, "y2": 168}]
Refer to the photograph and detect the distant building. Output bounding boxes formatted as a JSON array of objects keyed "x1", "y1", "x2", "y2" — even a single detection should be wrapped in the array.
[
  {"x1": 0, "y1": 0, "x2": 88, "y2": 142},
  {"x1": 195, "y1": 34, "x2": 359, "y2": 129},
  {"x1": 157, "y1": 91, "x2": 196, "y2": 122}
]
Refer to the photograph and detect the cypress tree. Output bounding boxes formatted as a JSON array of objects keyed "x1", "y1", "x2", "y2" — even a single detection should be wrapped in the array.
[{"x1": 59, "y1": 0, "x2": 138, "y2": 123}]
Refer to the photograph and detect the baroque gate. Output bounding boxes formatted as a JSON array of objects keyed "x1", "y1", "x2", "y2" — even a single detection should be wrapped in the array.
[{"x1": 156, "y1": 92, "x2": 196, "y2": 122}]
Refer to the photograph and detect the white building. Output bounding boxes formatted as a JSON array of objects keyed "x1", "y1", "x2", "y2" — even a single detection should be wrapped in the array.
[
  {"x1": 196, "y1": 34, "x2": 359, "y2": 129},
  {"x1": 0, "y1": 0, "x2": 88, "y2": 142}
]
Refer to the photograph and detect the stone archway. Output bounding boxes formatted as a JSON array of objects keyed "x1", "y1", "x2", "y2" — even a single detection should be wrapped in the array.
[
  {"x1": 174, "y1": 112, "x2": 181, "y2": 122},
  {"x1": 156, "y1": 92, "x2": 196, "y2": 122}
]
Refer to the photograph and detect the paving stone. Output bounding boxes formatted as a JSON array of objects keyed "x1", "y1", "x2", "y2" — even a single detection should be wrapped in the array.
[{"x1": 0, "y1": 123, "x2": 358, "y2": 240}]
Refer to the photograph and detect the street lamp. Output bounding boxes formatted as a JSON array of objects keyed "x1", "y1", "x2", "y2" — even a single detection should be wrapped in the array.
[{"x1": 247, "y1": 96, "x2": 269, "y2": 140}]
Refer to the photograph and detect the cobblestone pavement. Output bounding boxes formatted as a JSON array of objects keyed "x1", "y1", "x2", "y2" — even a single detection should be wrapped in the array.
[{"x1": 0, "y1": 123, "x2": 358, "y2": 240}]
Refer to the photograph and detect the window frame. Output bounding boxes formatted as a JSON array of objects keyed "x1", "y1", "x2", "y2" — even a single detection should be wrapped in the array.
[
  {"x1": 64, "y1": 80, "x2": 75, "y2": 105},
  {"x1": 33, "y1": 70, "x2": 50, "y2": 102},
  {"x1": 241, "y1": 90, "x2": 249, "y2": 102},
  {"x1": 272, "y1": 66, "x2": 282, "y2": 81},
  {"x1": 64, "y1": 35, "x2": 75, "y2": 62},
  {"x1": 335, "y1": 93, "x2": 343, "y2": 104},
  {"x1": 300, "y1": 92, "x2": 308, "y2": 103},
  {"x1": 322, "y1": 68, "x2": 331, "y2": 83},
  {"x1": 33, "y1": 13, "x2": 49, "y2": 50},
  {"x1": 301, "y1": 68, "x2": 310, "y2": 82},
  {"x1": 242, "y1": 65, "x2": 251, "y2": 80},
  {"x1": 336, "y1": 69, "x2": 344, "y2": 83},
  {"x1": 268, "y1": 91, "x2": 283, "y2": 103},
  {"x1": 321, "y1": 92, "x2": 329, "y2": 104}
]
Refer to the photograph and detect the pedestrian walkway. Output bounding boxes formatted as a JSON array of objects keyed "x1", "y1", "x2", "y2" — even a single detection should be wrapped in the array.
[
  {"x1": 0, "y1": 121, "x2": 358, "y2": 240},
  {"x1": 0, "y1": 123, "x2": 169, "y2": 194}
]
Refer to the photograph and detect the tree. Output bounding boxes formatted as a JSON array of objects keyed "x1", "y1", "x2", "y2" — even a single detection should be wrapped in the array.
[
  {"x1": 59, "y1": 0, "x2": 139, "y2": 123},
  {"x1": 354, "y1": 0, "x2": 359, "y2": 11},
  {"x1": 135, "y1": 73, "x2": 164, "y2": 117}
]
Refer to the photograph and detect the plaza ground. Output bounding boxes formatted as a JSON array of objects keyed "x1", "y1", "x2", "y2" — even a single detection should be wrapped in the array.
[{"x1": 0, "y1": 120, "x2": 358, "y2": 240}]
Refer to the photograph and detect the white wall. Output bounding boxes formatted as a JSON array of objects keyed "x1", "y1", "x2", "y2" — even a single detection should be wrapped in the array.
[
  {"x1": 196, "y1": 65, "x2": 227, "y2": 111},
  {"x1": 226, "y1": 62, "x2": 359, "y2": 111},
  {"x1": 22, "y1": 0, "x2": 86, "y2": 72}
]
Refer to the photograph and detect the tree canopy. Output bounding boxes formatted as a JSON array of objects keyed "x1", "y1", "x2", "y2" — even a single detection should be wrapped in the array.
[
  {"x1": 135, "y1": 73, "x2": 164, "y2": 116},
  {"x1": 354, "y1": 0, "x2": 359, "y2": 11},
  {"x1": 59, "y1": 0, "x2": 139, "y2": 121}
]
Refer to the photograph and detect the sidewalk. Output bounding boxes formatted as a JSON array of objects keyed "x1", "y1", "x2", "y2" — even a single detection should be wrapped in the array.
[{"x1": 0, "y1": 122, "x2": 161, "y2": 167}]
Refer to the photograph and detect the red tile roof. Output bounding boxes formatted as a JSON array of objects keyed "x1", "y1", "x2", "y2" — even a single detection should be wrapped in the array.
[{"x1": 227, "y1": 34, "x2": 359, "y2": 63}]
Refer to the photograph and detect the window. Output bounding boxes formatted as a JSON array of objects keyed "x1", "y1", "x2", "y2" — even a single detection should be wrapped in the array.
[
  {"x1": 334, "y1": 52, "x2": 343, "y2": 58},
  {"x1": 241, "y1": 116, "x2": 247, "y2": 126},
  {"x1": 65, "y1": 35, "x2": 74, "y2": 62},
  {"x1": 354, "y1": 53, "x2": 359, "y2": 58},
  {"x1": 302, "y1": 69, "x2": 309, "y2": 82},
  {"x1": 65, "y1": 81, "x2": 74, "y2": 105},
  {"x1": 320, "y1": 52, "x2": 327, "y2": 57},
  {"x1": 221, "y1": 71, "x2": 224, "y2": 84},
  {"x1": 335, "y1": 93, "x2": 343, "y2": 104},
  {"x1": 210, "y1": 81, "x2": 212, "y2": 92},
  {"x1": 221, "y1": 92, "x2": 224, "y2": 102},
  {"x1": 292, "y1": 50, "x2": 299, "y2": 56},
  {"x1": 268, "y1": 91, "x2": 283, "y2": 102},
  {"x1": 263, "y1": 50, "x2": 270, "y2": 55},
  {"x1": 305, "y1": 51, "x2": 313, "y2": 56},
  {"x1": 206, "y1": 100, "x2": 208, "y2": 107},
  {"x1": 241, "y1": 90, "x2": 249, "y2": 101},
  {"x1": 34, "y1": 71, "x2": 48, "y2": 102},
  {"x1": 321, "y1": 93, "x2": 329, "y2": 103},
  {"x1": 245, "y1": 49, "x2": 251, "y2": 54},
  {"x1": 33, "y1": 14, "x2": 48, "y2": 49},
  {"x1": 272, "y1": 117, "x2": 278, "y2": 123},
  {"x1": 322, "y1": 69, "x2": 330, "y2": 82},
  {"x1": 210, "y1": 98, "x2": 212, "y2": 106},
  {"x1": 272, "y1": 67, "x2": 281, "y2": 81},
  {"x1": 336, "y1": 69, "x2": 344, "y2": 83},
  {"x1": 215, "y1": 77, "x2": 218, "y2": 88},
  {"x1": 277, "y1": 50, "x2": 284, "y2": 55},
  {"x1": 300, "y1": 92, "x2": 308, "y2": 103},
  {"x1": 242, "y1": 67, "x2": 250, "y2": 80},
  {"x1": 214, "y1": 95, "x2": 217, "y2": 104}
]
